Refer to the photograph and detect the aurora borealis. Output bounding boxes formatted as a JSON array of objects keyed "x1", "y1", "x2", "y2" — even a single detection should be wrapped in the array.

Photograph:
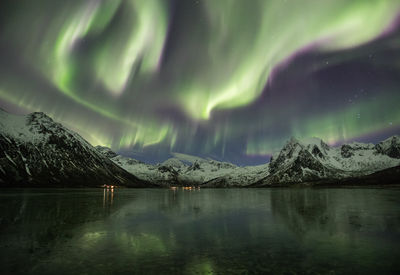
[{"x1": 0, "y1": 0, "x2": 400, "y2": 164}]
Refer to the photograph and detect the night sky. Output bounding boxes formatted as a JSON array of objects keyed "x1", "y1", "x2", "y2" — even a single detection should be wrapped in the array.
[{"x1": 0, "y1": 0, "x2": 400, "y2": 165}]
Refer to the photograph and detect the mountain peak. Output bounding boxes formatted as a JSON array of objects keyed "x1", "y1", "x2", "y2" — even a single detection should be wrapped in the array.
[
  {"x1": 161, "y1": 158, "x2": 186, "y2": 168},
  {"x1": 0, "y1": 110, "x2": 148, "y2": 187},
  {"x1": 282, "y1": 136, "x2": 328, "y2": 149},
  {"x1": 286, "y1": 136, "x2": 301, "y2": 145},
  {"x1": 382, "y1": 135, "x2": 400, "y2": 143},
  {"x1": 376, "y1": 135, "x2": 400, "y2": 158},
  {"x1": 26, "y1": 111, "x2": 54, "y2": 124}
]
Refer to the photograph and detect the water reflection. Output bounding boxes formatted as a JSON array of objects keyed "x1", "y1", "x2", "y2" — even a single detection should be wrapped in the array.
[
  {"x1": 0, "y1": 188, "x2": 399, "y2": 274},
  {"x1": 103, "y1": 187, "x2": 114, "y2": 208}
]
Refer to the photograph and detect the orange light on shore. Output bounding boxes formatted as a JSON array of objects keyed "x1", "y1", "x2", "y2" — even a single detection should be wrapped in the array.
[
  {"x1": 103, "y1": 185, "x2": 117, "y2": 189},
  {"x1": 170, "y1": 186, "x2": 200, "y2": 191}
]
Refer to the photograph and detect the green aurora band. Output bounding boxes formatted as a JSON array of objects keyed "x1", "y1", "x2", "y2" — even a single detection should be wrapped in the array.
[
  {"x1": 178, "y1": 0, "x2": 398, "y2": 119},
  {"x1": 0, "y1": 0, "x2": 399, "y2": 163}
]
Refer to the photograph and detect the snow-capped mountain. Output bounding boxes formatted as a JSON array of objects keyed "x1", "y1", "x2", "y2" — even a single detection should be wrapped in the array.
[
  {"x1": 375, "y1": 136, "x2": 400, "y2": 158},
  {"x1": 96, "y1": 147, "x2": 269, "y2": 187},
  {"x1": 0, "y1": 109, "x2": 149, "y2": 187},
  {"x1": 1, "y1": 109, "x2": 398, "y2": 187},
  {"x1": 111, "y1": 154, "x2": 182, "y2": 186},
  {"x1": 98, "y1": 136, "x2": 400, "y2": 187},
  {"x1": 257, "y1": 136, "x2": 400, "y2": 186}
]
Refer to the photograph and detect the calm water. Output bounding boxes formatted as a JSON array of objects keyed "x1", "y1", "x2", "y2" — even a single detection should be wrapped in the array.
[{"x1": 0, "y1": 188, "x2": 400, "y2": 275}]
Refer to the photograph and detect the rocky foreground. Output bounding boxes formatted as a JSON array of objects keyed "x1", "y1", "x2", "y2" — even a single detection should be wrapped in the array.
[{"x1": 0, "y1": 109, "x2": 399, "y2": 187}]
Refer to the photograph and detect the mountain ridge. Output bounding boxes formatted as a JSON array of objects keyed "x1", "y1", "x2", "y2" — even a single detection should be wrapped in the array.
[
  {"x1": 97, "y1": 135, "x2": 400, "y2": 187},
  {"x1": 0, "y1": 109, "x2": 399, "y2": 187},
  {"x1": 0, "y1": 109, "x2": 150, "y2": 187}
]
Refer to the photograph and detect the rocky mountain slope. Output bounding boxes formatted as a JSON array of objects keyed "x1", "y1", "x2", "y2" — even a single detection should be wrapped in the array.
[
  {"x1": 0, "y1": 109, "x2": 149, "y2": 187},
  {"x1": 98, "y1": 136, "x2": 400, "y2": 187},
  {"x1": 255, "y1": 136, "x2": 400, "y2": 186}
]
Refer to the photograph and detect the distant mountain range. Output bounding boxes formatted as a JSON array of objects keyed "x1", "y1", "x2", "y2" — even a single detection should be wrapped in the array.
[
  {"x1": 1, "y1": 109, "x2": 399, "y2": 187},
  {"x1": 97, "y1": 136, "x2": 400, "y2": 187}
]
